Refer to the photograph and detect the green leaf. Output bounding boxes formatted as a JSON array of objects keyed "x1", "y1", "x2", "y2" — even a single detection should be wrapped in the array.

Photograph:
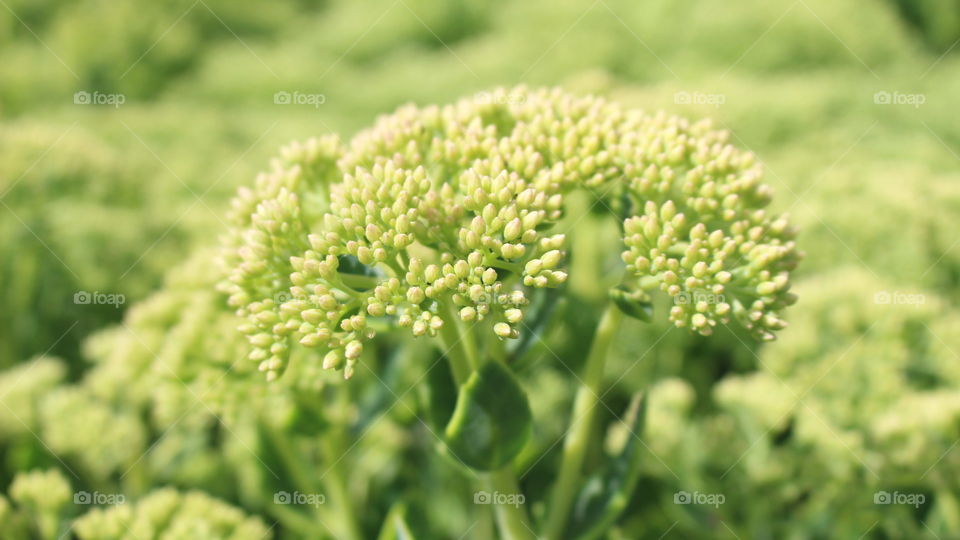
[
  {"x1": 609, "y1": 286, "x2": 653, "y2": 322},
  {"x1": 443, "y1": 362, "x2": 532, "y2": 471},
  {"x1": 568, "y1": 392, "x2": 647, "y2": 540},
  {"x1": 422, "y1": 349, "x2": 458, "y2": 430}
]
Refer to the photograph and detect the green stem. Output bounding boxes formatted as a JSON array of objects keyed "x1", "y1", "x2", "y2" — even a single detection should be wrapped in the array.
[
  {"x1": 321, "y1": 437, "x2": 364, "y2": 540},
  {"x1": 436, "y1": 300, "x2": 536, "y2": 540},
  {"x1": 484, "y1": 256, "x2": 523, "y2": 275},
  {"x1": 264, "y1": 497, "x2": 323, "y2": 537},
  {"x1": 312, "y1": 389, "x2": 364, "y2": 540},
  {"x1": 488, "y1": 469, "x2": 537, "y2": 540},
  {"x1": 436, "y1": 300, "x2": 476, "y2": 381},
  {"x1": 36, "y1": 512, "x2": 60, "y2": 540},
  {"x1": 263, "y1": 421, "x2": 361, "y2": 540},
  {"x1": 543, "y1": 302, "x2": 623, "y2": 540},
  {"x1": 261, "y1": 422, "x2": 319, "y2": 503}
]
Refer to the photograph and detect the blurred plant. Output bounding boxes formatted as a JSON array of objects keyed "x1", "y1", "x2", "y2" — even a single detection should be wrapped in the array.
[
  {"x1": 2, "y1": 469, "x2": 71, "y2": 540},
  {"x1": 0, "y1": 468, "x2": 269, "y2": 540},
  {"x1": 73, "y1": 488, "x2": 272, "y2": 540},
  {"x1": 0, "y1": 124, "x2": 193, "y2": 369},
  {"x1": 0, "y1": 357, "x2": 65, "y2": 438},
  {"x1": 889, "y1": 0, "x2": 960, "y2": 51},
  {"x1": 1, "y1": 0, "x2": 959, "y2": 537},
  {"x1": 634, "y1": 267, "x2": 960, "y2": 538}
]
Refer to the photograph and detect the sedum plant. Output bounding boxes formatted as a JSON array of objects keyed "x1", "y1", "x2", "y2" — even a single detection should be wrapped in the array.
[
  {"x1": 5, "y1": 469, "x2": 72, "y2": 540},
  {"x1": 633, "y1": 268, "x2": 960, "y2": 539},
  {"x1": 221, "y1": 87, "x2": 798, "y2": 382},
  {"x1": 0, "y1": 470, "x2": 269, "y2": 540},
  {"x1": 219, "y1": 86, "x2": 799, "y2": 538},
  {"x1": 72, "y1": 488, "x2": 272, "y2": 540}
]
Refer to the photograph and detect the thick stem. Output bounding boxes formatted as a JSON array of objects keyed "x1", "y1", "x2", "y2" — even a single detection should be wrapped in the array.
[
  {"x1": 265, "y1": 499, "x2": 323, "y2": 537},
  {"x1": 321, "y1": 436, "x2": 364, "y2": 540},
  {"x1": 36, "y1": 512, "x2": 60, "y2": 540},
  {"x1": 436, "y1": 300, "x2": 536, "y2": 540},
  {"x1": 263, "y1": 420, "x2": 361, "y2": 540},
  {"x1": 320, "y1": 389, "x2": 365, "y2": 540},
  {"x1": 262, "y1": 422, "x2": 320, "y2": 501},
  {"x1": 437, "y1": 300, "x2": 477, "y2": 381},
  {"x1": 543, "y1": 302, "x2": 623, "y2": 540},
  {"x1": 488, "y1": 468, "x2": 537, "y2": 540}
]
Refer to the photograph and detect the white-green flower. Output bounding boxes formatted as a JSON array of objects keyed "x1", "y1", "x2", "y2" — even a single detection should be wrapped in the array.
[{"x1": 220, "y1": 87, "x2": 799, "y2": 381}]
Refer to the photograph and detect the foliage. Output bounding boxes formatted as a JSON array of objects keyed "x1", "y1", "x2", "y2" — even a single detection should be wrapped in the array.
[{"x1": 1, "y1": 0, "x2": 959, "y2": 538}]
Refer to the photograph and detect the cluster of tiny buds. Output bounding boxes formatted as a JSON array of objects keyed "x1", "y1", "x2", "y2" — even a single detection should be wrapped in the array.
[
  {"x1": 221, "y1": 86, "x2": 798, "y2": 381},
  {"x1": 623, "y1": 199, "x2": 795, "y2": 339}
]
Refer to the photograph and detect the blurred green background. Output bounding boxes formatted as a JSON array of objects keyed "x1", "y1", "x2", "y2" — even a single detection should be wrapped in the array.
[{"x1": 2, "y1": 0, "x2": 960, "y2": 538}]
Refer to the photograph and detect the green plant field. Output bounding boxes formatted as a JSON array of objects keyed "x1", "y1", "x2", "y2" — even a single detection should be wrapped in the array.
[{"x1": 1, "y1": 0, "x2": 959, "y2": 538}]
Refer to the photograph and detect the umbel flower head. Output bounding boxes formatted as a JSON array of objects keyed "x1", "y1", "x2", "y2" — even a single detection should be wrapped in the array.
[{"x1": 220, "y1": 87, "x2": 799, "y2": 380}]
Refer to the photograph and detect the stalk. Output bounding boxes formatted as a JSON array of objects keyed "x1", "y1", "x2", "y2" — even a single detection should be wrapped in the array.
[
  {"x1": 263, "y1": 420, "x2": 362, "y2": 540},
  {"x1": 36, "y1": 513, "x2": 60, "y2": 540},
  {"x1": 543, "y1": 301, "x2": 623, "y2": 540},
  {"x1": 488, "y1": 468, "x2": 537, "y2": 540},
  {"x1": 436, "y1": 300, "x2": 536, "y2": 540},
  {"x1": 320, "y1": 389, "x2": 365, "y2": 540},
  {"x1": 437, "y1": 300, "x2": 477, "y2": 379},
  {"x1": 264, "y1": 499, "x2": 324, "y2": 537},
  {"x1": 321, "y1": 435, "x2": 364, "y2": 540}
]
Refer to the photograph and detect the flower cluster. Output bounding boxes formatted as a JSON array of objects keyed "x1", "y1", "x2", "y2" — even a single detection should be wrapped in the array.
[
  {"x1": 637, "y1": 268, "x2": 960, "y2": 537},
  {"x1": 39, "y1": 387, "x2": 147, "y2": 478},
  {"x1": 2, "y1": 469, "x2": 72, "y2": 539},
  {"x1": 221, "y1": 87, "x2": 799, "y2": 380},
  {"x1": 8, "y1": 469, "x2": 71, "y2": 516},
  {"x1": 0, "y1": 357, "x2": 65, "y2": 436},
  {"x1": 73, "y1": 488, "x2": 271, "y2": 540}
]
